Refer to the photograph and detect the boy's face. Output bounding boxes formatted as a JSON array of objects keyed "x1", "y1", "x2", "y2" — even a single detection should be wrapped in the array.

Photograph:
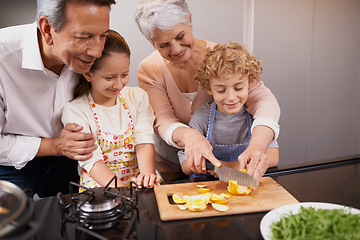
[{"x1": 206, "y1": 73, "x2": 249, "y2": 115}]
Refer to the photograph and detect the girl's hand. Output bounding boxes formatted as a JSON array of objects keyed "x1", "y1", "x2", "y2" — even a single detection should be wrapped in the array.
[{"x1": 131, "y1": 173, "x2": 161, "y2": 188}]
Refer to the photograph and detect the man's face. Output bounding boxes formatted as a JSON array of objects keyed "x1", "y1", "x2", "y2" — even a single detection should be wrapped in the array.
[{"x1": 49, "y1": 1, "x2": 110, "y2": 74}]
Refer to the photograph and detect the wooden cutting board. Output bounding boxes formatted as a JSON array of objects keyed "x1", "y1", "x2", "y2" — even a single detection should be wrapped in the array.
[{"x1": 154, "y1": 177, "x2": 298, "y2": 221}]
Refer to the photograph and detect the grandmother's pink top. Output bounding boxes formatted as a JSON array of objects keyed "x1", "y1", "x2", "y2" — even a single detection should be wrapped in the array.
[{"x1": 138, "y1": 41, "x2": 280, "y2": 148}]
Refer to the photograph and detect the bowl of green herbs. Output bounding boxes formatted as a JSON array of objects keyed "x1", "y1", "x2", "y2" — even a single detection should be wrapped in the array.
[{"x1": 260, "y1": 202, "x2": 360, "y2": 240}]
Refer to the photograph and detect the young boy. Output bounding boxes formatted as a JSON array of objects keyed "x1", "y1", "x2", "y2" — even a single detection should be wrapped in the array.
[{"x1": 178, "y1": 42, "x2": 279, "y2": 179}]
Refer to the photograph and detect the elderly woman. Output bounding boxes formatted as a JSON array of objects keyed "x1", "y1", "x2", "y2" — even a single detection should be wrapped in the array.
[{"x1": 135, "y1": 0, "x2": 280, "y2": 181}]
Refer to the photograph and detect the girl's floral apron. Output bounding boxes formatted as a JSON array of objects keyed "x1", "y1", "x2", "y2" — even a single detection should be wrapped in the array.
[{"x1": 79, "y1": 93, "x2": 139, "y2": 189}]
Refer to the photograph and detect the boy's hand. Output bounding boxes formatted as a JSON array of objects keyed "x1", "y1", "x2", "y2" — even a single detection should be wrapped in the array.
[
  {"x1": 131, "y1": 173, "x2": 161, "y2": 188},
  {"x1": 238, "y1": 146, "x2": 269, "y2": 184}
]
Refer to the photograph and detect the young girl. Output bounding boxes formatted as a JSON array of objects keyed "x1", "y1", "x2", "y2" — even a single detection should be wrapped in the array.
[
  {"x1": 178, "y1": 42, "x2": 279, "y2": 183},
  {"x1": 62, "y1": 30, "x2": 161, "y2": 189}
]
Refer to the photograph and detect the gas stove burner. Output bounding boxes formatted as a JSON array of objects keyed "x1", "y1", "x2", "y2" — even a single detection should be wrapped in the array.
[
  {"x1": 57, "y1": 178, "x2": 139, "y2": 239},
  {"x1": 78, "y1": 188, "x2": 124, "y2": 212}
]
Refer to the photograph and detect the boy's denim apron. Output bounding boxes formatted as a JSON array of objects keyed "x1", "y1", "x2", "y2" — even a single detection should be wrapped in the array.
[
  {"x1": 206, "y1": 102, "x2": 252, "y2": 162},
  {"x1": 191, "y1": 103, "x2": 252, "y2": 180}
]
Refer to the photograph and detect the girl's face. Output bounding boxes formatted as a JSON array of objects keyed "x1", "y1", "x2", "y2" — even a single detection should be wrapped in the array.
[
  {"x1": 206, "y1": 73, "x2": 250, "y2": 116},
  {"x1": 84, "y1": 52, "x2": 130, "y2": 107},
  {"x1": 151, "y1": 23, "x2": 194, "y2": 64}
]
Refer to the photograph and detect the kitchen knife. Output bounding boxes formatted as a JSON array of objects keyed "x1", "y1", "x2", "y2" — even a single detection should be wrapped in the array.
[{"x1": 206, "y1": 161, "x2": 258, "y2": 188}]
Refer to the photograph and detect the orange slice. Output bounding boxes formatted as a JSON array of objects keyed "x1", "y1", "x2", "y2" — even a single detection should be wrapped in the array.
[
  {"x1": 212, "y1": 203, "x2": 229, "y2": 212},
  {"x1": 187, "y1": 203, "x2": 207, "y2": 211},
  {"x1": 220, "y1": 192, "x2": 233, "y2": 198},
  {"x1": 227, "y1": 180, "x2": 253, "y2": 195},
  {"x1": 210, "y1": 193, "x2": 230, "y2": 204},
  {"x1": 186, "y1": 195, "x2": 209, "y2": 211},
  {"x1": 197, "y1": 187, "x2": 211, "y2": 193},
  {"x1": 172, "y1": 194, "x2": 189, "y2": 204},
  {"x1": 177, "y1": 204, "x2": 188, "y2": 211}
]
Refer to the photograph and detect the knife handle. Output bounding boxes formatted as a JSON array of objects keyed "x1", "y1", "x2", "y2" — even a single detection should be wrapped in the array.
[{"x1": 205, "y1": 160, "x2": 215, "y2": 170}]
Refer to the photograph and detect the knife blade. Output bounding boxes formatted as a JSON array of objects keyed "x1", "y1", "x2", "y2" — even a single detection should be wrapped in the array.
[
  {"x1": 206, "y1": 161, "x2": 258, "y2": 188},
  {"x1": 215, "y1": 165, "x2": 258, "y2": 188}
]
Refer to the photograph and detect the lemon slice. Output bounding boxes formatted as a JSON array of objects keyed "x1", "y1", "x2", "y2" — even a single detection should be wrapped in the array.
[
  {"x1": 196, "y1": 184, "x2": 208, "y2": 188},
  {"x1": 212, "y1": 203, "x2": 229, "y2": 212}
]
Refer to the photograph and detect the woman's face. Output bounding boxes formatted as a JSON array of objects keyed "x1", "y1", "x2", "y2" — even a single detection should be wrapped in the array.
[{"x1": 151, "y1": 23, "x2": 194, "y2": 64}]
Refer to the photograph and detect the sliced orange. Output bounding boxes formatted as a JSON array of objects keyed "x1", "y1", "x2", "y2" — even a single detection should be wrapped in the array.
[
  {"x1": 187, "y1": 195, "x2": 209, "y2": 205},
  {"x1": 220, "y1": 192, "x2": 233, "y2": 198},
  {"x1": 210, "y1": 193, "x2": 230, "y2": 204},
  {"x1": 186, "y1": 195, "x2": 209, "y2": 211},
  {"x1": 177, "y1": 204, "x2": 188, "y2": 210},
  {"x1": 187, "y1": 203, "x2": 207, "y2": 211},
  {"x1": 197, "y1": 187, "x2": 211, "y2": 193},
  {"x1": 201, "y1": 192, "x2": 212, "y2": 198},
  {"x1": 212, "y1": 203, "x2": 229, "y2": 212},
  {"x1": 172, "y1": 194, "x2": 189, "y2": 204},
  {"x1": 227, "y1": 180, "x2": 253, "y2": 195}
]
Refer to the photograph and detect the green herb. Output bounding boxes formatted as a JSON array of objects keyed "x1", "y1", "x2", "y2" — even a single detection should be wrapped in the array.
[{"x1": 270, "y1": 206, "x2": 360, "y2": 240}]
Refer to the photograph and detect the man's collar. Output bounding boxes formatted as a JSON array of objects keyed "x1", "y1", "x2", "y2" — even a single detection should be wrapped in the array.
[{"x1": 22, "y1": 22, "x2": 46, "y2": 71}]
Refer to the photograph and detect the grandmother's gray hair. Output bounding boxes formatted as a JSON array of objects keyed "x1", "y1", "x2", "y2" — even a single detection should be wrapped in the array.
[
  {"x1": 135, "y1": 0, "x2": 192, "y2": 42},
  {"x1": 36, "y1": 0, "x2": 116, "y2": 32}
]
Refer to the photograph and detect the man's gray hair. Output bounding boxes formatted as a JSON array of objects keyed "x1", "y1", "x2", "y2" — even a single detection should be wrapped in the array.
[
  {"x1": 135, "y1": 0, "x2": 191, "y2": 42},
  {"x1": 37, "y1": 0, "x2": 116, "y2": 32}
]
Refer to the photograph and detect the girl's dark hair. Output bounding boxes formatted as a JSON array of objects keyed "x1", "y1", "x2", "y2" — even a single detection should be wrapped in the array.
[{"x1": 74, "y1": 30, "x2": 131, "y2": 98}]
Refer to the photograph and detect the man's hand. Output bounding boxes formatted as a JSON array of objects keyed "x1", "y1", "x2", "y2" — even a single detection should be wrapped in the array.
[{"x1": 54, "y1": 123, "x2": 97, "y2": 161}]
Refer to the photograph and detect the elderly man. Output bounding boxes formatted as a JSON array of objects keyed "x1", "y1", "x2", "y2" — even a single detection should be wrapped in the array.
[{"x1": 0, "y1": 0, "x2": 116, "y2": 197}]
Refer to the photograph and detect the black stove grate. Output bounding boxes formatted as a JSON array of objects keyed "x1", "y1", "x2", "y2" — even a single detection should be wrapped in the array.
[{"x1": 57, "y1": 177, "x2": 139, "y2": 240}]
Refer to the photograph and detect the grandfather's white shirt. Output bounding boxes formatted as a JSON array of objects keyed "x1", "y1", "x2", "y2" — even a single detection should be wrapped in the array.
[{"x1": 0, "y1": 22, "x2": 79, "y2": 169}]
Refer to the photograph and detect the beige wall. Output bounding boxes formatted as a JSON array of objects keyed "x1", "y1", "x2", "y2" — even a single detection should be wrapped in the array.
[
  {"x1": 1, "y1": 0, "x2": 359, "y2": 168},
  {"x1": 254, "y1": 0, "x2": 360, "y2": 166}
]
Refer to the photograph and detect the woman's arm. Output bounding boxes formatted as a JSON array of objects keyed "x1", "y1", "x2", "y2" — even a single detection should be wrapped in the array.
[
  {"x1": 246, "y1": 82, "x2": 280, "y2": 123},
  {"x1": 138, "y1": 54, "x2": 221, "y2": 173},
  {"x1": 174, "y1": 104, "x2": 223, "y2": 174},
  {"x1": 138, "y1": 54, "x2": 181, "y2": 141}
]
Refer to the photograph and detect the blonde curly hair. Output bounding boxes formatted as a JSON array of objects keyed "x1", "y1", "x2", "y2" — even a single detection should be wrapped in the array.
[{"x1": 195, "y1": 42, "x2": 263, "y2": 90}]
